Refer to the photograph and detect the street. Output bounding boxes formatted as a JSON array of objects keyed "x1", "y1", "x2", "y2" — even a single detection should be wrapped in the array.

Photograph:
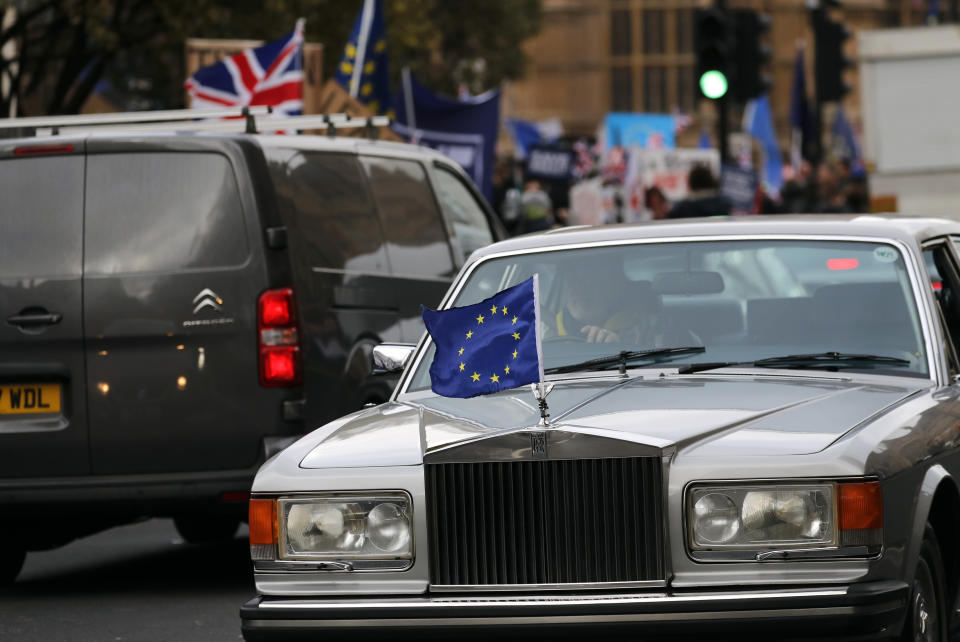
[{"x1": 0, "y1": 519, "x2": 253, "y2": 642}]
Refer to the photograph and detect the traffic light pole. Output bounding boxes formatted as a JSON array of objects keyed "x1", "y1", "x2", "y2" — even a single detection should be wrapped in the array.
[
  {"x1": 716, "y1": 0, "x2": 729, "y2": 164},
  {"x1": 810, "y1": 6, "x2": 824, "y2": 165},
  {"x1": 718, "y1": 93, "x2": 729, "y2": 165}
]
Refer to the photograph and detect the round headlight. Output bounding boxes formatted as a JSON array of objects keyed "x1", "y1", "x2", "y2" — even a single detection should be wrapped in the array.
[
  {"x1": 366, "y1": 502, "x2": 410, "y2": 552},
  {"x1": 694, "y1": 493, "x2": 741, "y2": 544}
]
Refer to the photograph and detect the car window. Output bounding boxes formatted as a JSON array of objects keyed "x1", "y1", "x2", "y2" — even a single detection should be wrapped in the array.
[
  {"x1": 924, "y1": 245, "x2": 960, "y2": 366},
  {"x1": 266, "y1": 149, "x2": 388, "y2": 273},
  {"x1": 361, "y1": 157, "x2": 455, "y2": 278},
  {"x1": 85, "y1": 152, "x2": 248, "y2": 274},
  {"x1": 0, "y1": 155, "x2": 83, "y2": 278},
  {"x1": 407, "y1": 239, "x2": 929, "y2": 390},
  {"x1": 432, "y1": 165, "x2": 494, "y2": 260}
]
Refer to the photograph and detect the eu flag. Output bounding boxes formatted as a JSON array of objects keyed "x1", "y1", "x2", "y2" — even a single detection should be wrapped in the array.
[
  {"x1": 422, "y1": 277, "x2": 543, "y2": 399},
  {"x1": 333, "y1": 0, "x2": 392, "y2": 116}
]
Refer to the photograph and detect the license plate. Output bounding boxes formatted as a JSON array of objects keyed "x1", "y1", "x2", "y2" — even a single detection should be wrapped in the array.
[{"x1": 0, "y1": 383, "x2": 61, "y2": 415}]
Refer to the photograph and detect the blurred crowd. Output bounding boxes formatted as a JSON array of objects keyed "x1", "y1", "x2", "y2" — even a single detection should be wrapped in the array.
[{"x1": 490, "y1": 155, "x2": 870, "y2": 236}]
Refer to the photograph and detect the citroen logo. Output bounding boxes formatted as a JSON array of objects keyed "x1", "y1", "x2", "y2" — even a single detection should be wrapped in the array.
[{"x1": 192, "y1": 288, "x2": 224, "y2": 315}]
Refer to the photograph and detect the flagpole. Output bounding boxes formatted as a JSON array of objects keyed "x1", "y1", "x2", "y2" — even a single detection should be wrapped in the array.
[
  {"x1": 349, "y1": 0, "x2": 376, "y2": 98},
  {"x1": 530, "y1": 273, "x2": 553, "y2": 426},
  {"x1": 402, "y1": 66, "x2": 418, "y2": 144}
]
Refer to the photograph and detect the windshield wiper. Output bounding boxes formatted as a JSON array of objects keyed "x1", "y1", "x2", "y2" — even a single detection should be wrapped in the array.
[
  {"x1": 545, "y1": 346, "x2": 706, "y2": 375},
  {"x1": 751, "y1": 351, "x2": 910, "y2": 370}
]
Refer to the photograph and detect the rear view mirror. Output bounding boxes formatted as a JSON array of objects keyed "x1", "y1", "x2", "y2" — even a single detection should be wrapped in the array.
[
  {"x1": 372, "y1": 343, "x2": 416, "y2": 375},
  {"x1": 653, "y1": 271, "x2": 725, "y2": 295}
]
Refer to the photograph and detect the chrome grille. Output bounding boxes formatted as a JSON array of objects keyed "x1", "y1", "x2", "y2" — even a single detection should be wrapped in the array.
[{"x1": 425, "y1": 457, "x2": 664, "y2": 587}]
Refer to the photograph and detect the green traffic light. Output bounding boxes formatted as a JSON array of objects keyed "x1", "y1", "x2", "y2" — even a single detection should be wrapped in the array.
[{"x1": 699, "y1": 70, "x2": 728, "y2": 99}]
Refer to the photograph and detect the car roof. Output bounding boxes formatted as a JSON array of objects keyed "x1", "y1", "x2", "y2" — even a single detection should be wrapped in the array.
[
  {"x1": 469, "y1": 215, "x2": 960, "y2": 263},
  {"x1": 1, "y1": 130, "x2": 451, "y2": 163}
]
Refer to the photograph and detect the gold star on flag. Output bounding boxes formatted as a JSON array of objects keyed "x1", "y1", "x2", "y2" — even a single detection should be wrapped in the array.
[
  {"x1": 471, "y1": 372, "x2": 481, "y2": 382},
  {"x1": 490, "y1": 374, "x2": 500, "y2": 383},
  {"x1": 512, "y1": 316, "x2": 518, "y2": 324},
  {"x1": 476, "y1": 314, "x2": 485, "y2": 324},
  {"x1": 490, "y1": 304, "x2": 497, "y2": 315},
  {"x1": 458, "y1": 347, "x2": 464, "y2": 356},
  {"x1": 466, "y1": 330, "x2": 473, "y2": 339},
  {"x1": 459, "y1": 362, "x2": 465, "y2": 372},
  {"x1": 512, "y1": 349, "x2": 518, "y2": 358},
  {"x1": 505, "y1": 365, "x2": 510, "y2": 374},
  {"x1": 512, "y1": 332, "x2": 521, "y2": 340},
  {"x1": 502, "y1": 306, "x2": 508, "y2": 315}
]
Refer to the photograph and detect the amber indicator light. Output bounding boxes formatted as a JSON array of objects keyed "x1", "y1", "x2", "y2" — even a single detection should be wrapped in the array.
[
  {"x1": 839, "y1": 482, "x2": 883, "y2": 531},
  {"x1": 249, "y1": 498, "x2": 277, "y2": 545}
]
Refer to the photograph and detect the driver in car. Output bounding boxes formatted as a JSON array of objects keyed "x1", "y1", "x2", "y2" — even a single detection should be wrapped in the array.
[{"x1": 543, "y1": 265, "x2": 698, "y2": 346}]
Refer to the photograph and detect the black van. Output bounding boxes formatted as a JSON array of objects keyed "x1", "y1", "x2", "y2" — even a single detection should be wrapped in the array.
[{"x1": 0, "y1": 127, "x2": 503, "y2": 582}]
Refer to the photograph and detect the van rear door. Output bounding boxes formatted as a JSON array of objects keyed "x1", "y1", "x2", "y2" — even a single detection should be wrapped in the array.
[
  {"x1": 0, "y1": 143, "x2": 89, "y2": 477},
  {"x1": 82, "y1": 143, "x2": 267, "y2": 475}
]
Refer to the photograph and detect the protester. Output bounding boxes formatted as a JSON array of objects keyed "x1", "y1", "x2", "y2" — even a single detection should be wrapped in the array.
[
  {"x1": 517, "y1": 178, "x2": 554, "y2": 233},
  {"x1": 667, "y1": 164, "x2": 732, "y2": 219},
  {"x1": 645, "y1": 186, "x2": 671, "y2": 220}
]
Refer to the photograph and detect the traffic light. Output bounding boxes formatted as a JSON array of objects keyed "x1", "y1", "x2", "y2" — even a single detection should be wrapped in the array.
[
  {"x1": 694, "y1": 8, "x2": 734, "y2": 100},
  {"x1": 814, "y1": 14, "x2": 852, "y2": 102},
  {"x1": 731, "y1": 10, "x2": 772, "y2": 102}
]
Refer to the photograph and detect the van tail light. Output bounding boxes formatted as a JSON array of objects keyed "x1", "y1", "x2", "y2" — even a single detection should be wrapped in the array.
[
  {"x1": 258, "y1": 288, "x2": 302, "y2": 387},
  {"x1": 249, "y1": 498, "x2": 277, "y2": 561}
]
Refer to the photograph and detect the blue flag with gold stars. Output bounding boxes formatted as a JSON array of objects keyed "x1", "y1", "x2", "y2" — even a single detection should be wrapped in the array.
[
  {"x1": 333, "y1": 0, "x2": 392, "y2": 116},
  {"x1": 422, "y1": 276, "x2": 543, "y2": 399}
]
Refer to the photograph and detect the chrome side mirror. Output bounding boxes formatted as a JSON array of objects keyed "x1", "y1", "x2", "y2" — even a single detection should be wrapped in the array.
[{"x1": 372, "y1": 343, "x2": 416, "y2": 375}]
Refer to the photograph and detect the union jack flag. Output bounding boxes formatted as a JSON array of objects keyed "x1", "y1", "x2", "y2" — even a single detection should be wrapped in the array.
[{"x1": 185, "y1": 19, "x2": 305, "y2": 116}]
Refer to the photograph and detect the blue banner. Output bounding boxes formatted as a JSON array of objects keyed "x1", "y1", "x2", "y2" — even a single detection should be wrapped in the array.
[
  {"x1": 393, "y1": 74, "x2": 500, "y2": 201},
  {"x1": 604, "y1": 113, "x2": 675, "y2": 150},
  {"x1": 525, "y1": 145, "x2": 574, "y2": 181}
]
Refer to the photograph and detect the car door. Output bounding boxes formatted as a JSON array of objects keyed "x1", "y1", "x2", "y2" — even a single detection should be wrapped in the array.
[
  {"x1": 360, "y1": 155, "x2": 458, "y2": 342},
  {"x1": 83, "y1": 145, "x2": 261, "y2": 475},
  {"x1": 0, "y1": 142, "x2": 89, "y2": 477}
]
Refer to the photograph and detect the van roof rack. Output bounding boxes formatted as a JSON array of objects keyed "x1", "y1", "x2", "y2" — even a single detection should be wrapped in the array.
[
  {"x1": 0, "y1": 107, "x2": 393, "y2": 140},
  {"x1": 0, "y1": 106, "x2": 273, "y2": 131}
]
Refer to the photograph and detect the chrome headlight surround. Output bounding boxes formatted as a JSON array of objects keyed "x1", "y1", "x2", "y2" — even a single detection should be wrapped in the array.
[
  {"x1": 275, "y1": 492, "x2": 414, "y2": 569},
  {"x1": 686, "y1": 482, "x2": 843, "y2": 561}
]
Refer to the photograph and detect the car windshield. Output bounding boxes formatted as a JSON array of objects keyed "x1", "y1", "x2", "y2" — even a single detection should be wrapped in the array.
[{"x1": 406, "y1": 239, "x2": 929, "y2": 390}]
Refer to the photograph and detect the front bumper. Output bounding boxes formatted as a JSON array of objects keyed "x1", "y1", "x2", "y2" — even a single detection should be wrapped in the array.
[{"x1": 240, "y1": 580, "x2": 908, "y2": 641}]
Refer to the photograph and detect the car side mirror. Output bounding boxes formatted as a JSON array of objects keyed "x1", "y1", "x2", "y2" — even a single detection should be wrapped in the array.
[{"x1": 372, "y1": 343, "x2": 416, "y2": 375}]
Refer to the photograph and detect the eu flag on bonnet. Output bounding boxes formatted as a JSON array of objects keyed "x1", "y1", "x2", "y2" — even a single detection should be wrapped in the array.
[{"x1": 422, "y1": 277, "x2": 543, "y2": 399}]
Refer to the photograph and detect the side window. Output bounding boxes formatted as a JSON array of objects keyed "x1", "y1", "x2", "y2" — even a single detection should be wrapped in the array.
[
  {"x1": 85, "y1": 152, "x2": 248, "y2": 275},
  {"x1": 361, "y1": 157, "x2": 455, "y2": 278},
  {"x1": 924, "y1": 245, "x2": 960, "y2": 371},
  {"x1": 266, "y1": 150, "x2": 388, "y2": 272},
  {"x1": 0, "y1": 155, "x2": 83, "y2": 278},
  {"x1": 432, "y1": 165, "x2": 495, "y2": 260}
]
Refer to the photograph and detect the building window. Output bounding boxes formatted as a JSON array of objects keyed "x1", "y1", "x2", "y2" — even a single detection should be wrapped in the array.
[
  {"x1": 677, "y1": 65, "x2": 694, "y2": 112},
  {"x1": 642, "y1": 66, "x2": 667, "y2": 112},
  {"x1": 642, "y1": 9, "x2": 666, "y2": 54},
  {"x1": 612, "y1": 66, "x2": 633, "y2": 111},
  {"x1": 676, "y1": 9, "x2": 693, "y2": 54},
  {"x1": 611, "y1": 8, "x2": 632, "y2": 56}
]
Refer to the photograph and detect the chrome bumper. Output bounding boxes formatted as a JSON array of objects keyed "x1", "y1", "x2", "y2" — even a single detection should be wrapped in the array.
[{"x1": 241, "y1": 581, "x2": 908, "y2": 641}]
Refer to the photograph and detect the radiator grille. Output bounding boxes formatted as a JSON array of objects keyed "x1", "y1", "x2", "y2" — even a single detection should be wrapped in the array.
[{"x1": 425, "y1": 457, "x2": 664, "y2": 586}]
